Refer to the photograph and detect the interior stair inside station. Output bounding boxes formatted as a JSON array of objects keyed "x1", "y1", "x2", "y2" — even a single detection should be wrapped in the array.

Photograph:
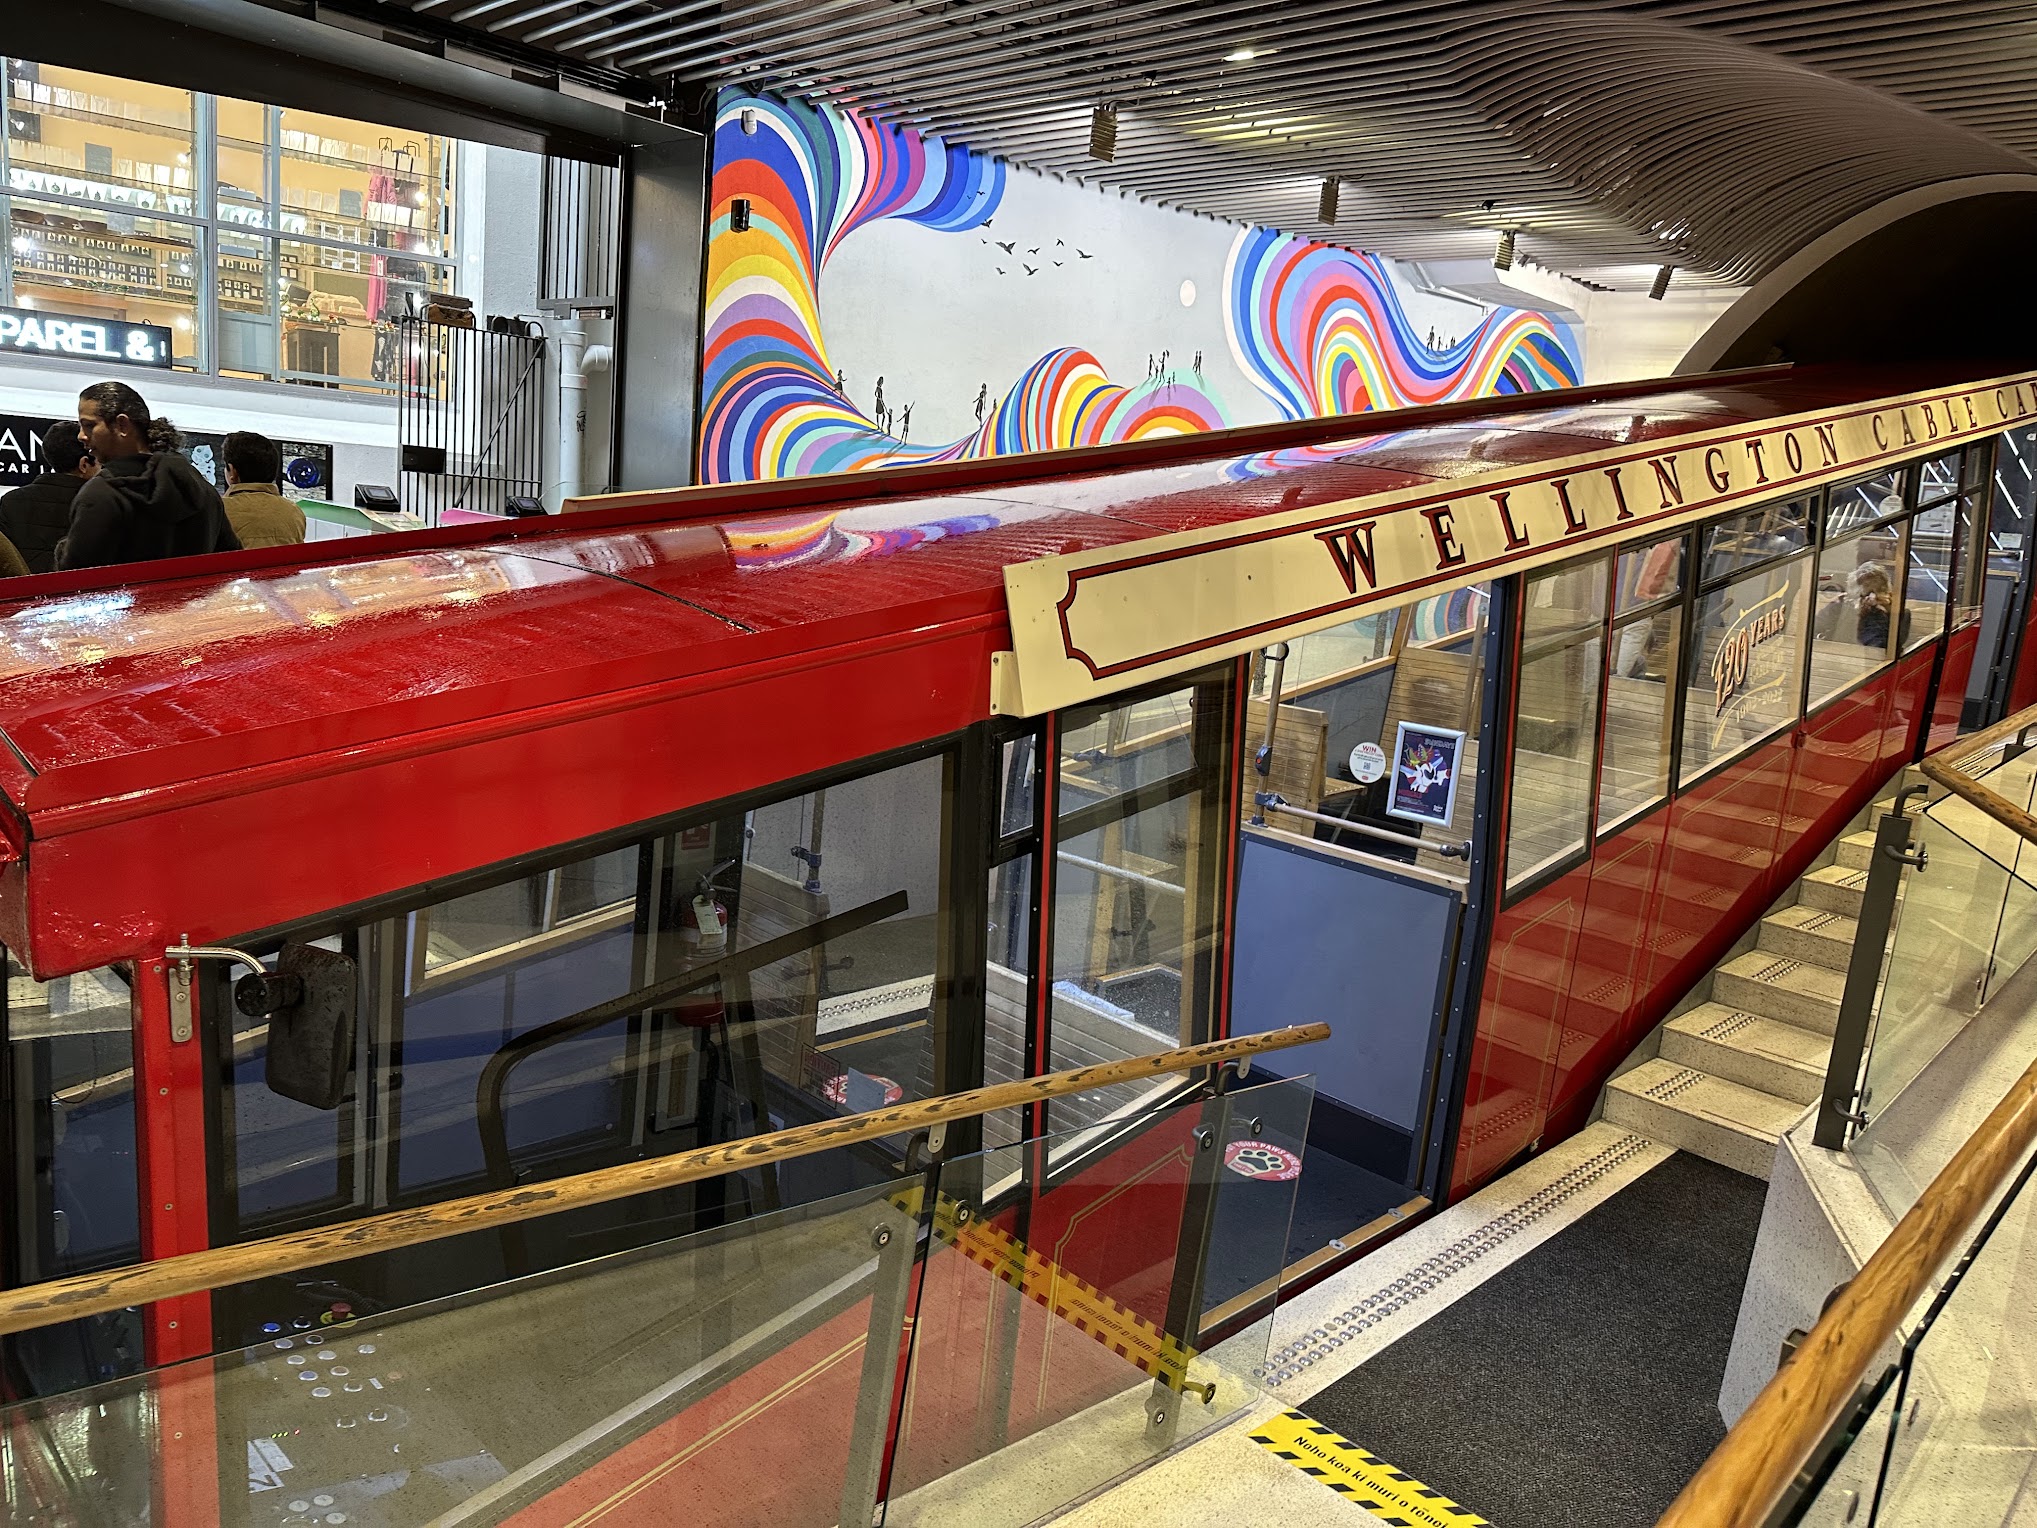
[{"x1": 1602, "y1": 794, "x2": 1893, "y2": 1179}]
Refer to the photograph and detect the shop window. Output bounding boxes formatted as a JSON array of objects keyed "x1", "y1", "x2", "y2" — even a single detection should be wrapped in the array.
[
  {"x1": 1506, "y1": 557, "x2": 1607, "y2": 890},
  {"x1": 1681, "y1": 554, "x2": 1812, "y2": 782},
  {"x1": 277, "y1": 107, "x2": 452, "y2": 261},
  {"x1": 1600, "y1": 533, "x2": 1685, "y2": 830},
  {"x1": 1051, "y1": 677, "x2": 1231, "y2": 1135},
  {"x1": 1825, "y1": 467, "x2": 1908, "y2": 539},
  {"x1": 2, "y1": 60, "x2": 463, "y2": 392},
  {"x1": 5, "y1": 197, "x2": 201, "y2": 367},
  {"x1": 3, "y1": 61, "x2": 194, "y2": 216},
  {"x1": 1810, "y1": 524, "x2": 1904, "y2": 705}
]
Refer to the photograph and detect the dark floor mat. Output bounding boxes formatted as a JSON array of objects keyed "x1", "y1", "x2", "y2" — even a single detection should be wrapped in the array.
[{"x1": 1303, "y1": 1151, "x2": 1767, "y2": 1528}]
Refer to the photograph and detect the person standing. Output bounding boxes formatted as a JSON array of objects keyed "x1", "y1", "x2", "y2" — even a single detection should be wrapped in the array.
[
  {"x1": 221, "y1": 431, "x2": 306, "y2": 550},
  {"x1": 57, "y1": 382, "x2": 239, "y2": 572},
  {"x1": 0, "y1": 424, "x2": 97, "y2": 574},
  {"x1": 0, "y1": 530, "x2": 29, "y2": 581}
]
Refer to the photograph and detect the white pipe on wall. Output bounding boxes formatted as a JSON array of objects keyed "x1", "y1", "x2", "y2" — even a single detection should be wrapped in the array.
[{"x1": 553, "y1": 320, "x2": 588, "y2": 510}]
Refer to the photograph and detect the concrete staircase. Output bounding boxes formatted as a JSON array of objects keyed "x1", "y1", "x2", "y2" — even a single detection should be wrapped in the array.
[{"x1": 1603, "y1": 813, "x2": 1888, "y2": 1179}]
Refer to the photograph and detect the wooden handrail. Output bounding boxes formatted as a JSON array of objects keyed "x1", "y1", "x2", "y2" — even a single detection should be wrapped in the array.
[
  {"x1": 1660, "y1": 706, "x2": 2037, "y2": 1528},
  {"x1": 0, "y1": 1023, "x2": 1327, "y2": 1340},
  {"x1": 1657, "y1": 1049, "x2": 2037, "y2": 1528}
]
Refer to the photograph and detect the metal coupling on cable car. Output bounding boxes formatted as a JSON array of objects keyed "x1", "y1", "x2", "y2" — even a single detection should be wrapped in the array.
[{"x1": 162, "y1": 937, "x2": 275, "y2": 1045}]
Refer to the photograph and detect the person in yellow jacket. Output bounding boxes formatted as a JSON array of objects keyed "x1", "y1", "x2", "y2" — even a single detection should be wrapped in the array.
[{"x1": 221, "y1": 432, "x2": 307, "y2": 550}]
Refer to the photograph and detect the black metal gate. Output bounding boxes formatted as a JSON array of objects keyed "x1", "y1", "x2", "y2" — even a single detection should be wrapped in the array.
[{"x1": 395, "y1": 315, "x2": 546, "y2": 525}]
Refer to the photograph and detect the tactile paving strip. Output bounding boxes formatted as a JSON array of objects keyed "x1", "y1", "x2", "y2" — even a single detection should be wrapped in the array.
[{"x1": 1255, "y1": 1132, "x2": 1656, "y2": 1386}]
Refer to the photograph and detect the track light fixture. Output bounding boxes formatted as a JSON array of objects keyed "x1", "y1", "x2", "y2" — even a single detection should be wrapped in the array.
[
  {"x1": 1493, "y1": 228, "x2": 1516, "y2": 271},
  {"x1": 730, "y1": 197, "x2": 751, "y2": 234},
  {"x1": 1650, "y1": 264, "x2": 1673, "y2": 300},
  {"x1": 1318, "y1": 178, "x2": 1340, "y2": 226},
  {"x1": 1088, "y1": 105, "x2": 1118, "y2": 162}
]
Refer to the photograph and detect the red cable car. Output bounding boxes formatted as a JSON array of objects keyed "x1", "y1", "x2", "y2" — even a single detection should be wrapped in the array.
[{"x1": 1, "y1": 363, "x2": 2032, "y2": 1513}]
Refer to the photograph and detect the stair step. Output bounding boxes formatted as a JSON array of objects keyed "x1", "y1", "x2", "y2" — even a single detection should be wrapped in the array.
[
  {"x1": 1713, "y1": 951, "x2": 1844, "y2": 1034},
  {"x1": 1604, "y1": 1058, "x2": 1804, "y2": 1179},
  {"x1": 1661, "y1": 1003, "x2": 1832, "y2": 1104},
  {"x1": 1835, "y1": 831, "x2": 1880, "y2": 871},
  {"x1": 1758, "y1": 903, "x2": 1859, "y2": 970},
  {"x1": 1800, "y1": 863, "x2": 1872, "y2": 917}
]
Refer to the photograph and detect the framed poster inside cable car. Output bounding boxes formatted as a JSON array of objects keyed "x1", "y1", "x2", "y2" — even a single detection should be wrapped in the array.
[{"x1": 1386, "y1": 721, "x2": 1465, "y2": 826}]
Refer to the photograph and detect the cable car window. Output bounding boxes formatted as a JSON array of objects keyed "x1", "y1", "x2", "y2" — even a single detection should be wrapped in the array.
[
  {"x1": 1249, "y1": 608, "x2": 1400, "y2": 698},
  {"x1": 1613, "y1": 533, "x2": 1684, "y2": 616},
  {"x1": 1824, "y1": 468, "x2": 1908, "y2": 539},
  {"x1": 1906, "y1": 499, "x2": 1955, "y2": 651},
  {"x1": 1810, "y1": 522, "x2": 1905, "y2": 706},
  {"x1": 984, "y1": 850, "x2": 1032, "y2": 1153},
  {"x1": 1699, "y1": 498, "x2": 1813, "y2": 583},
  {"x1": 1681, "y1": 555, "x2": 1813, "y2": 783},
  {"x1": 1952, "y1": 487, "x2": 1990, "y2": 624},
  {"x1": 1253, "y1": 589, "x2": 1490, "y2": 879},
  {"x1": 1918, "y1": 449, "x2": 1962, "y2": 503},
  {"x1": 1051, "y1": 675, "x2": 1231, "y2": 1135},
  {"x1": 1, "y1": 952, "x2": 143, "y2": 1397},
  {"x1": 411, "y1": 847, "x2": 637, "y2": 989},
  {"x1": 1601, "y1": 537, "x2": 1684, "y2": 830},
  {"x1": 1507, "y1": 557, "x2": 1607, "y2": 890}
]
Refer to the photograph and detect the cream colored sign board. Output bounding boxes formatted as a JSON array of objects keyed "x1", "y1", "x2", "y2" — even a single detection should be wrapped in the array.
[{"x1": 999, "y1": 373, "x2": 2037, "y2": 716}]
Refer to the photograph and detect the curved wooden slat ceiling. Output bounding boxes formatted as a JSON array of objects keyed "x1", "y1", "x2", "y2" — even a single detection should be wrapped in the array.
[{"x1": 405, "y1": 0, "x2": 2037, "y2": 287}]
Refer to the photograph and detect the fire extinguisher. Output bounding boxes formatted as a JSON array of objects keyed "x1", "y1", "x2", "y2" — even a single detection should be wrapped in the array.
[{"x1": 679, "y1": 859, "x2": 738, "y2": 955}]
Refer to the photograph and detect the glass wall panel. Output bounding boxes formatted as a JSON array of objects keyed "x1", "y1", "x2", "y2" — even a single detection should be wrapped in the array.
[
  {"x1": 1052, "y1": 679, "x2": 1229, "y2": 1133},
  {"x1": 1682, "y1": 555, "x2": 1812, "y2": 781},
  {"x1": 1507, "y1": 557, "x2": 1607, "y2": 887},
  {"x1": 1810, "y1": 524, "x2": 1903, "y2": 704}
]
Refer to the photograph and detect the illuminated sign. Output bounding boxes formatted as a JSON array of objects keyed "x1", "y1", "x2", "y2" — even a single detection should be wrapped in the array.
[{"x1": 0, "y1": 305, "x2": 172, "y2": 368}]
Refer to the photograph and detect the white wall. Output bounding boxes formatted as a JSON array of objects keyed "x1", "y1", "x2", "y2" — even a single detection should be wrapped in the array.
[
  {"x1": 818, "y1": 170, "x2": 1263, "y2": 440},
  {"x1": 1496, "y1": 261, "x2": 1745, "y2": 383}
]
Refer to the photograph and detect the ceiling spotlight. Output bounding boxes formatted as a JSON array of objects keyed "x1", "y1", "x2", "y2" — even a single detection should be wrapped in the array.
[
  {"x1": 1493, "y1": 228, "x2": 1516, "y2": 271},
  {"x1": 1650, "y1": 264, "x2": 1673, "y2": 300},
  {"x1": 1088, "y1": 104, "x2": 1118, "y2": 162},
  {"x1": 1318, "y1": 178, "x2": 1340, "y2": 226},
  {"x1": 1224, "y1": 47, "x2": 1259, "y2": 62}
]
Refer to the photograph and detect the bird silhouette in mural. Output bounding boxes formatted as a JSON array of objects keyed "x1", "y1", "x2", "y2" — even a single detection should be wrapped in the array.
[
  {"x1": 1023, "y1": 263, "x2": 1039, "y2": 275},
  {"x1": 974, "y1": 384, "x2": 989, "y2": 422},
  {"x1": 1027, "y1": 246, "x2": 1040, "y2": 255},
  {"x1": 995, "y1": 240, "x2": 1016, "y2": 254},
  {"x1": 1053, "y1": 259, "x2": 1064, "y2": 267},
  {"x1": 995, "y1": 267, "x2": 1006, "y2": 275},
  {"x1": 1076, "y1": 248, "x2": 1094, "y2": 259},
  {"x1": 1056, "y1": 238, "x2": 1065, "y2": 246}
]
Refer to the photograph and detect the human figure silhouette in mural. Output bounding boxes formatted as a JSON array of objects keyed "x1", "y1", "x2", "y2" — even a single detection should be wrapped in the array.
[
  {"x1": 873, "y1": 376, "x2": 886, "y2": 424},
  {"x1": 974, "y1": 384, "x2": 989, "y2": 423},
  {"x1": 835, "y1": 368, "x2": 846, "y2": 395},
  {"x1": 899, "y1": 404, "x2": 912, "y2": 443},
  {"x1": 1193, "y1": 351, "x2": 1204, "y2": 382}
]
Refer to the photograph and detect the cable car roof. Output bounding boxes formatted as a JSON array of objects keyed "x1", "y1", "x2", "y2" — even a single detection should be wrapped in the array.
[{"x1": 0, "y1": 361, "x2": 2008, "y2": 973}]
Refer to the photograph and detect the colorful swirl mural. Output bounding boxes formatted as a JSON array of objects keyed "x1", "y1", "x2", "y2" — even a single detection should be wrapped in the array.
[
  {"x1": 699, "y1": 91, "x2": 1581, "y2": 485},
  {"x1": 1224, "y1": 226, "x2": 1579, "y2": 420},
  {"x1": 700, "y1": 94, "x2": 1224, "y2": 483}
]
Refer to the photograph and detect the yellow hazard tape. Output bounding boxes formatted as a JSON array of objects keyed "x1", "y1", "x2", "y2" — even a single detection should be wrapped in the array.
[
  {"x1": 1248, "y1": 1410, "x2": 1490, "y2": 1527},
  {"x1": 890, "y1": 1185, "x2": 1211, "y2": 1398}
]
